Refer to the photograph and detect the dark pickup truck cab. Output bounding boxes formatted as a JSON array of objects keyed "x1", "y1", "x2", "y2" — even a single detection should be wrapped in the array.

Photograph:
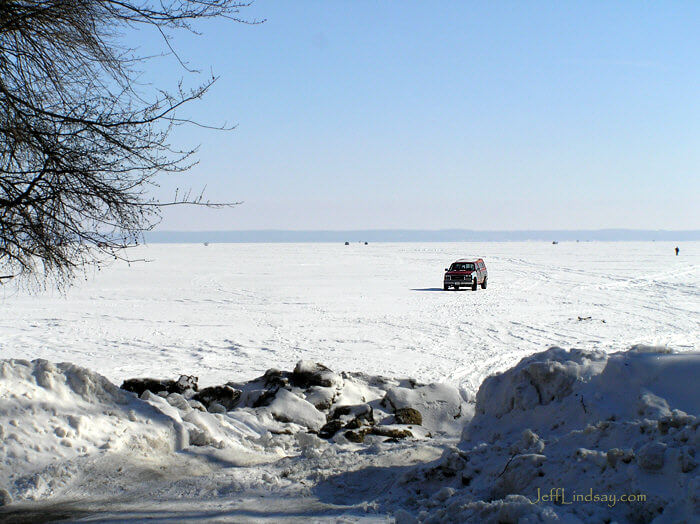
[{"x1": 444, "y1": 258, "x2": 488, "y2": 290}]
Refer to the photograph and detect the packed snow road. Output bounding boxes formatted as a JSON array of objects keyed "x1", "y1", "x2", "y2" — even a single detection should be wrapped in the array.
[{"x1": 1, "y1": 241, "x2": 697, "y2": 394}]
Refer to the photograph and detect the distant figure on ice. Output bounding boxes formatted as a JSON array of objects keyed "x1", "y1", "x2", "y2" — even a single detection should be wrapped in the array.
[{"x1": 675, "y1": 246, "x2": 679, "y2": 256}]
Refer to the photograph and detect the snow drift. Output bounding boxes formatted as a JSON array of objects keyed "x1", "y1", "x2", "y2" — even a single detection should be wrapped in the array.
[
  {"x1": 0, "y1": 357, "x2": 469, "y2": 508},
  {"x1": 1, "y1": 345, "x2": 698, "y2": 523},
  {"x1": 0, "y1": 359, "x2": 280, "y2": 504},
  {"x1": 395, "y1": 345, "x2": 699, "y2": 523}
]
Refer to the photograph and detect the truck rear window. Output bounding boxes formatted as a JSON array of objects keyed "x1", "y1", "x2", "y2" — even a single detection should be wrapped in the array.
[{"x1": 450, "y1": 263, "x2": 475, "y2": 271}]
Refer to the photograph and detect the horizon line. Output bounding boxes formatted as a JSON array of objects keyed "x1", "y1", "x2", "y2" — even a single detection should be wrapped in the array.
[
  {"x1": 151, "y1": 228, "x2": 698, "y2": 233},
  {"x1": 144, "y1": 228, "x2": 699, "y2": 243}
]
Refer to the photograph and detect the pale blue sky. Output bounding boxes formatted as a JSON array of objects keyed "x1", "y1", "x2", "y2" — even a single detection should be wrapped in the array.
[{"x1": 142, "y1": 1, "x2": 698, "y2": 230}]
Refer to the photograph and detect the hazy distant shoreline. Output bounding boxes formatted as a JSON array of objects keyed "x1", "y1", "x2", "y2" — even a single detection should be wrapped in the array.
[{"x1": 145, "y1": 229, "x2": 699, "y2": 243}]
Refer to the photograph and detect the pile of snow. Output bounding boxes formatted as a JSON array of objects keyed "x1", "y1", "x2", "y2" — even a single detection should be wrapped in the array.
[
  {"x1": 2, "y1": 347, "x2": 697, "y2": 522},
  {"x1": 393, "y1": 346, "x2": 699, "y2": 523},
  {"x1": 225, "y1": 361, "x2": 471, "y2": 443},
  {"x1": 0, "y1": 359, "x2": 280, "y2": 504},
  {"x1": 0, "y1": 357, "x2": 470, "y2": 507}
]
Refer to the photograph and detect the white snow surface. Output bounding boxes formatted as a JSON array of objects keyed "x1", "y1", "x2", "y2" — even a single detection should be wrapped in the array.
[
  {"x1": 3, "y1": 242, "x2": 697, "y2": 393},
  {"x1": 402, "y1": 346, "x2": 700, "y2": 523},
  {"x1": 0, "y1": 241, "x2": 698, "y2": 521}
]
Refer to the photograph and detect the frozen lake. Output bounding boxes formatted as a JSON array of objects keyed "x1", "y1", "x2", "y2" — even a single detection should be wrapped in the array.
[
  {"x1": 1, "y1": 241, "x2": 698, "y2": 522},
  {"x1": 2, "y1": 241, "x2": 698, "y2": 394}
]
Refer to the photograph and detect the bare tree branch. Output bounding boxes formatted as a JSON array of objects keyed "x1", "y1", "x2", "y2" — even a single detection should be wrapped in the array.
[{"x1": 0, "y1": 0, "x2": 260, "y2": 287}]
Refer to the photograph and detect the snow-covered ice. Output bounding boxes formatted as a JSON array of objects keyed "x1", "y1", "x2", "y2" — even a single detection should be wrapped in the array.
[
  {"x1": 2, "y1": 242, "x2": 696, "y2": 393},
  {"x1": 0, "y1": 241, "x2": 698, "y2": 521}
]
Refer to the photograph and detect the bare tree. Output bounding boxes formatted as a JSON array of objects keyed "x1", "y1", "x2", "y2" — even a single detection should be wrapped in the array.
[{"x1": 0, "y1": 1, "x2": 257, "y2": 286}]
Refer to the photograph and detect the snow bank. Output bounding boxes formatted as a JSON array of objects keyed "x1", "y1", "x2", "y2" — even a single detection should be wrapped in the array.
[
  {"x1": 2, "y1": 347, "x2": 697, "y2": 522},
  {"x1": 395, "y1": 346, "x2": 699, "y2": 523},
  {"x1": 0, "y1": 357, "x2": 471, "y2": 507},
  {"x1": 0, "y1": 359, "x2": 278, "y2": 504}
]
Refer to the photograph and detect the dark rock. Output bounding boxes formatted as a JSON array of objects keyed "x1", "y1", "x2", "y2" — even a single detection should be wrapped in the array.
[
  {"x1": 331, "y1": 403, "x2": 375, "y2": 430},
  {"x1": 192, "y1": 385, "x2": 241, "y2": 411},
  {"x1": 252, "y1": 387, "x2": 280, "y2": 408},
  {"x1": 269, "y1": 428, "x2": 294, "y2": 435},
  {"x1": 344, "y1": 418, "x2": 365, "y2": 429},
  {"x1": 262, "y1": 369, "x2": 291, "y2": 388},
  {"x1": 318, "y1": 404, "x2": 375, "y2": 439},
  {"x1": 319, "y1": 419, "x2": 344, "y2": 439},
  {"x1": 344, "y1": 429, "x2": 370, "y2": 443},
  {"x1": 395, "y1": 407, "x2": 422, "y2": 425},
  {"x1": 176, "y1": 375, "x2": 199, "y2": 391},
  {"x1": 121, "y1": 375, "x2": 198, "y2": 396},
  {"x1": 313, "y1": 398, "x2": 333, "y2": 411},
  {"x1": 331, "y1": 403, "x2": 373, "y2": 422},
  {"x1": 331, "y1": 405, "x2": 353, "y2": 418},
  {"x1": 371, "y1": 427, "x2": 413, "y2": 439},
  {"x1": 292, "y1": 361, "x2": 342, "y2": 388},
  {"x1": 344, "y1": 426, "x2": 412, "y2": 443}
]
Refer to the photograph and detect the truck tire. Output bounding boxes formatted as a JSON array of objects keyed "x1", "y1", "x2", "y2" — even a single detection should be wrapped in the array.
[
  {"x1": 481, "y1": 277, "x2": 488, "y2": 289},
  {"x1": 472, "y1": 278, "x2": 478, "y2": 291},
  {"x1": 444, "y1": 284, "x2": 449, "y2": 291}
]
